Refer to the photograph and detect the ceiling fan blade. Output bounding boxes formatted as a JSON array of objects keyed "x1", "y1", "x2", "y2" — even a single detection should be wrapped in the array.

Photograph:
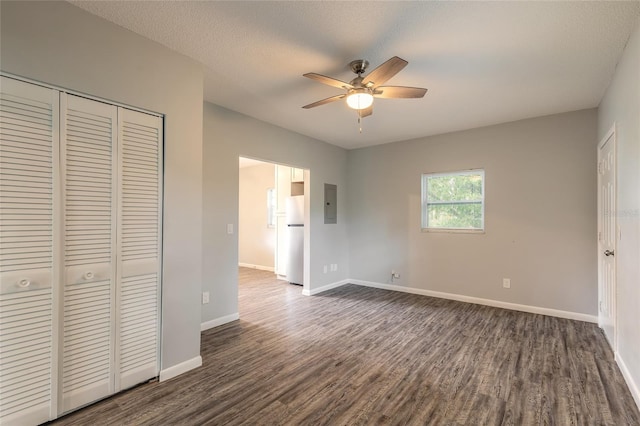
[
  {"x1": 363, "y1": 56, "x2": 408, "y2": 87},
  {"x1": 359, "y1": 105, "x2": 373, "y2": 118},
  {"x1": 302, "y1": 94, "x2": 346, "y2": 109},
  {"x1": 373, "y1": 86, "x2": 428, "y2": 99},
  {"x1": 303, "y1": 73, "x2": 353, "y2": 90}
]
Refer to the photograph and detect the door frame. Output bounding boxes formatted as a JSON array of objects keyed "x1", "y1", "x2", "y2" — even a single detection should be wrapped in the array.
[
  {"x1": 597, "y1": 123, "x2": 617, "y2": 350},
  {"x1": 237, "y1": 157, "x2": 311, "y2": 295}
]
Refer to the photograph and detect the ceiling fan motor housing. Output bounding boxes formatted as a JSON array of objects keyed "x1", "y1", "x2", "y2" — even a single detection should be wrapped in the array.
[{"x1": 349, "y1": 59, "x2": 369, "y2": 75}]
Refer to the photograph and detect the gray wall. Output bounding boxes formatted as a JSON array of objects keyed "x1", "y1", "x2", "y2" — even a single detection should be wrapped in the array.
[
  {"x1": 239, "y1": 163, "x2": 276, "y2": 269},
  {"x1": 0, "y1": 1, "x2": 204, "y2": 369},
  {"x1": 347, "y1": 109, "x2": 598, "y2": 316},
  {"x1": 202, "y1": 102, "x2": 349, "y2": 323},
  {"x1": 2, "y1": 0, "x2": 625, "y2": 395},
  {"x1": 598, "y1": 18, "x2": 640, "y2": 405}
]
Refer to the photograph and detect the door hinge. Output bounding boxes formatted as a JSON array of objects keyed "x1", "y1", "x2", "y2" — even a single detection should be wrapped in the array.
[
  {"x1": 598, "y1": 161, "x2": 604, "y2": 175},
  {"x1": 598, "y1": 231, "x2": 602, "y2": 242}
]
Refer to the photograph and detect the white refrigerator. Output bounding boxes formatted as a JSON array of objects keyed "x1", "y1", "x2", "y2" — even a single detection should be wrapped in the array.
[{"x1": 285, "y1": 195, "x2": 304, "y2": 285}]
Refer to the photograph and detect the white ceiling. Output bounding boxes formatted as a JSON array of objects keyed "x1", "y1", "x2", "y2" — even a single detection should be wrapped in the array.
[{"x1": 71, "y1": 1, "x2": 639, "y2": 150}]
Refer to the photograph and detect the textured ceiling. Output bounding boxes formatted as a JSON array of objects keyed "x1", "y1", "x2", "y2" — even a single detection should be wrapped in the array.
[{"x1": 70, "y1": 1, "x2": 640, "y2": 149}]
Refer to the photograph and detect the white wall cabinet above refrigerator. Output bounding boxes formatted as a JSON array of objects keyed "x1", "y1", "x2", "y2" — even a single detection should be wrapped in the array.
[{"x1": 291, "y1": 167, "x2": 304, "y2": 183}]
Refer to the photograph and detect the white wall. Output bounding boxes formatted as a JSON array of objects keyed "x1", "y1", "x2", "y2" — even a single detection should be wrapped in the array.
[
  {"x1": 347, "y1": 109, "x2": 598, "y2": 317},
  {"x1": 0, "y1": 1, "x2": 204, "y2": 371},
  {"x1": 598, "y1": 18, "x2": 640, "y2": 408},
  {"x1": 202, "y1": 102, "x2": 349, "y2": 324},
  {"x1": 239, "y1": 163, "x2": 275, "y2": 269}
]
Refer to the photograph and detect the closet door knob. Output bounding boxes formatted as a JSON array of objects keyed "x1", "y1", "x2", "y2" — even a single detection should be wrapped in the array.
[
  {"x1": 18, "y1": 278, "x2": 31, "y2": 288},
  {"x1": 84, "y1": 271, "x2": 94, "y2": 280}
]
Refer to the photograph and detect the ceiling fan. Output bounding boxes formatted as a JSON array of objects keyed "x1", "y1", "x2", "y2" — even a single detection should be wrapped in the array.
[{"x1": 302, "y1": 56, "x2": 427, "y2": 119}]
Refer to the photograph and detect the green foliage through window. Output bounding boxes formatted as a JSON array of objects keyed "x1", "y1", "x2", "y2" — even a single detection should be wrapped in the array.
[{"x1": 422, "y1": 170, "x2": 484, "y2": 230}]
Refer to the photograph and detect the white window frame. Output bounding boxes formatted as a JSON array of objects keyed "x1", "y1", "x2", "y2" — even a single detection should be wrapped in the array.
[
  {"x1": 267, "y1": 187, "x2": 276, "y2": 228},
  {"x1": 421, "y1": 169, "x2": 485, "y2": 233}
]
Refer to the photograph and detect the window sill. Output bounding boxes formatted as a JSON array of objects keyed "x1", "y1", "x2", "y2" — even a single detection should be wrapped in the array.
[{"x1": 421, "y1": 228, "x2": 485, "y2": 234}]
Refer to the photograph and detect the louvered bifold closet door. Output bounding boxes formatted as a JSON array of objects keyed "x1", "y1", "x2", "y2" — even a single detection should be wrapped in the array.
[
  {"x1": 61, "y1": 94, "x2": 117, "y2": 414},
  {"x1": 0, "y1": 77, "x2": 58, "y2": 425},
  {"x1": 117, "y1": 108, "x2": 162, "y2": 391}
]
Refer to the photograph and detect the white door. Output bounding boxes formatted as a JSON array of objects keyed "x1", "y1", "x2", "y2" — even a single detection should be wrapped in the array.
[
  {"x1": 0, "y1": 76, "x2": 59, "y2": 425},
  {"x1": 116, "y1": 108, "x2": 162, "y2": 391},
  {"x1": 61, "y1": 96, "x2": 163, "y2": 410},
  {"x1": 60, "y1": 94, "x2": 117, "y2": 413},
  {"x1": 598, "y1": 127, "x2": 616, "y2": 349},
  {"x1": 0, "y1": 77, "x2": 162, "y2": 422}
]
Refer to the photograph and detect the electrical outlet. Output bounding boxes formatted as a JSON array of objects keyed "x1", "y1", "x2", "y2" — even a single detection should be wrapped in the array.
[
  {"x1": 323, "y1": 265, "x2": 328, "y2": 274},
  {"x1": 334, "y1": 264, "x2": 338, "y2": 272},
  {"x1": 202, "y1": 291, "x2": 210, "y2": 304},
  {"x1": 503, "y1": 278, "x2": 511, "y2": 289},
  {"x1": 227, "y1": 224, "x2": 234, "y2": 234}
]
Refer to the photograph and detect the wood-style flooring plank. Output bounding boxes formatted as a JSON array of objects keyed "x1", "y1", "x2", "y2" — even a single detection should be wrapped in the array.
[{"x1": 49, "y1": 268, "x2": 640, "y2": 425}]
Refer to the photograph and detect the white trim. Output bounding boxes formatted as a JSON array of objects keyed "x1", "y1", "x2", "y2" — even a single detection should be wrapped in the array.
[
  {"x1": 598, "y1": 123, "x2": 616, "y2": 150},
  {"x1": 302, "y1": 279, "x2": 350, "y2": 296},
  {"x1": 349, "y1": 279, "x2": 598, "y2": 323},
  {"x1": 238, "y1": 263, "x2": 275, "y2": 272},
  {"x1": 200, "y1": 313, "x2": 240, "y2": 331},
  {"x1": 159, "y1": 356, "x2": 202, "y2": 382},
  {"x1": 51, "y1": 85, "x2": 62, "y2": 421},
  {"x1": 0, "y1": 72, "x2": 162, "y2": 117},
  {"x1": 158, "y1": 355, "x2": 202, "y2": 382},
  {"x1": 422, "y1": 228, "x2": 485, "y2": 234},
  {"x1": 616, "y1": 351, "x2": 640, "y2": 411}
]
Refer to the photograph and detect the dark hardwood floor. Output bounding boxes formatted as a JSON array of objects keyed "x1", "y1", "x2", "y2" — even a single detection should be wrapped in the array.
[{"x1": 51, "y1": 267, "x2": 640, "y2": 425}]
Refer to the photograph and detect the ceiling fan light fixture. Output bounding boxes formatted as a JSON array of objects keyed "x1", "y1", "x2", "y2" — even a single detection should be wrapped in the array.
[
  {"x1": 302, "y1": 56, "x2": 426, "y2": 118},
  {"x1": 346, "y1": 89, "x2": 373, "y2": 110}
]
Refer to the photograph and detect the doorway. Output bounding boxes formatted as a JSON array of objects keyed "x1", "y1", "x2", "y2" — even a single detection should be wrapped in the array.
[
  {"x1": 238, "y1": 157, "x2": 309, "y2": 301},
  {"x1": 597, "y1": 125, "x2": 617, "y2": 349},
  {"x1": 238, "y1": 157, "x2": 277, "y2": 273}
]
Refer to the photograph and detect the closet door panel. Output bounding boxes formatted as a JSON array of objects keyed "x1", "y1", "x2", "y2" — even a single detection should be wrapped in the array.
[
  {"x1": 61, "y1": 94, "x2": 116, "y2": 413},
  {"x1": 0, "y1": 77, "x2": 58, "y2": 425},
  {"x1": 117, "y1": 108, "x2": 162, "y2": 390}
]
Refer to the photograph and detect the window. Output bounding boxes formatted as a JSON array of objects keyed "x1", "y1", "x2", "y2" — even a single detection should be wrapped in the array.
[
  {"x1": 267, "y1": 188, "x2": 276, "y2": 228},
  {"x1": 421, "y1": 169, "x2": 485, "y2": 232}
]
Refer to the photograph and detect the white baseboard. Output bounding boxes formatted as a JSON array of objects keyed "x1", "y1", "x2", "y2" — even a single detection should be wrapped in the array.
[
  {"x1": 299, "y1": 277, "x2": 597, "y2": 322},
  {"x1": 159, "y1": 355, "x2": 202, "y2": 382},
  {"x1": 239, "y1": 263, "x2": 274, "y2": 272},
  {"x1": 302, "y1": 279, "x2": 350, "y2": 296},
  {"x1": 201, "y1": 313, "x2": 240, "y2": 331},
  {"x1": 349, "y1": 279, "x2": 598, "y2": 323},
  {"x1": 616, "y1": 351, "x2": 640, "y2": 411}
]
